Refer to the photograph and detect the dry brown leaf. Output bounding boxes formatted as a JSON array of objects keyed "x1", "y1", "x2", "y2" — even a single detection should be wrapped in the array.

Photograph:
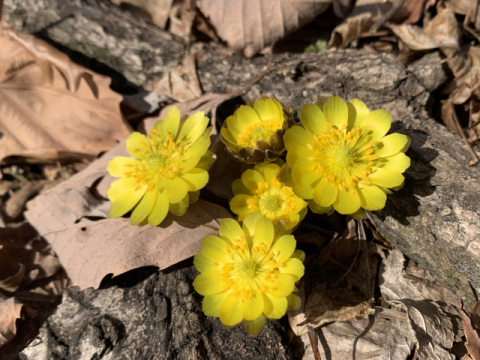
[
  {"x1": 25, "y1": 138, "x2": 232, "y2": 289},
  {"x1": 0, "y1": 25, "x2": 131, "y2": 166},
  {"x1": 458, "y1": 294, "x2": 480, "y2": 360},
  {"x1": 0, "y1": 295, "x2": 26, "y2": 349},
  {"x1": 169, "y1": 0, "x2": 197, "y2": 41},
  {"x1": 110, "y1": 0, "x2": 174, "y2": 28},
  {"x1": 146, "y1": 53, "x2": 202, "y2": 102},
  {"x1": 328, "y1": 13, "x2": 374, "y2": 49},
  {"x1": 445, "y1": 0, "x2": 480, "y2": 29},
  {"x1": 197, "y1": 0, "x2": 332, "y2": 57}
]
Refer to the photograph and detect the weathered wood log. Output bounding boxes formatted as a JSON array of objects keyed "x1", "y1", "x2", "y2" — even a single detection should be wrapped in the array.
[{"x1": 4, "y1": 0, "x2": 184, "y2": 87}]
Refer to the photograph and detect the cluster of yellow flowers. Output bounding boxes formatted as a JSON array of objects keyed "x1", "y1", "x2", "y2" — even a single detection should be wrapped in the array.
[{"x1": 106, "y1": 95, "x2": 410, "y2": 336}]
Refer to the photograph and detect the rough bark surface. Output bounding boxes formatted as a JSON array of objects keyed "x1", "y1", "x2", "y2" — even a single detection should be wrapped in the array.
[
  {"x1": 20, "y1": 264, "x2": 293, "y2": 360},
  {"x1": 4, "y1": 0, "x2": 184, "y2": 87}
]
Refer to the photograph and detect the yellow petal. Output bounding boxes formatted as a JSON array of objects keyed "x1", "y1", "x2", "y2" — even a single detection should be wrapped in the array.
[
  {"x1": 194, "y1": 251, "x2": 218, "y2": 273},
  {"x1": 236, "y1": 105, "x2": 262, "y2": 127},
  {"x1": 179, "y1": 112, "x2": 208, "y2": 141},
  {"x1": 285, "y1": 213, "x2": 301, "y2": 232},
  {"x1": 382, "y1": 153, "x2": 411, "y2": 173},
  {"x1": 323, "y1": 96, "x2": 348, "y2": 128},
  {"x1": 268, "y1": 274, "x2": 295, "y2": 298},
  {"x1": 347, "y1": 98, "x2": 370, "y2": 129},
  {"x1": 230, "y1": 194, "x2": 251, "y2": 215},
  {"x1": 221, "y1": 127, "x2": 238, "y2": 143},
  {"x1": 238, "y1": 210, "x2": 251, "y2": 223},
  {"x1": 292, "y1": 162, "x2": 322, "y2": 186},
  {"x1": 232, "y1": 178, "x2": 250, "y2": 196},
  {"x1": 219, "y1": 296, "x2": 243, "y2": 326},
  {"x1": 203, "y1": 291, "x2": 229, "y2": 317},
  {"x1": 162, "y1": 106, "x2": 180, "y2": 138},
  {"x1": 292, "y1": 181, "x2": 316, "y2": 200},
  {"x1": 253, "y1": 216, "x2": 274, "y2": 247},
  {"x1": 284, "y1": 126, "x2": 314, "y2": 151},
  {"x1": 201, "y1": 235, "x2": 230, "y2": 262},
  {"x1": 219, "y1": 218, "x2": 244, "y2": 243},
  {"x1": 179, "y1": 156, "x2": 201, "y2": 173},
  {"x1": 183, "y1": 136, "x2": 211, "y2": 159},
  {"x1": 313, "y1": 179, "x2": 338, "y2": 207},
  {"x1": 271, "y1": 235, "x2": 296, "y2": 263},
  {"x1": 196, "y1": 150, "x2": 216, "y2": 171},
  {"x1": 193, "y1": 271, "x2": 224, "y2": 296},
  {"x1": 375, "y1": 133, "x2": 409, "y2": 158},
  {"x1": 147, "y1": 189, "x2": 169, "y2": 226},
  {"x1": 254, "y1": 98, "x2": 280, "y2": 121},
  {"x1": 107, "y1": 157, "x2": 140, "y2": 178},
  {"x1": 242, "y1": 289, "x2": 264, "y2": 320},
  {"x1": 241, "y1": 169, "x2": 264, "y2": 191},
  {"x1": 242, "y1": 212, "x2": 263, "y2": 241},
  {"x1": 107, "y1": 177, "x2": 137, "y2": 202},
  {"x1": 301, "y1": 103, "x2": 326, "y2": 135},
  {"x1": 109, "y1": 185, "x2": 146, "y2": 218},
  {"x1": 280, "y1": 258, "x2": 305, "y2": 281},
  {"x1": 168, "y1": 193, "x2": 189, "y2": 216},
  {"x1": 243, "y1": 314, "x2": 266, "y2": 336},
  {"x1": 333, "y1": 189, "x2": 361, "y2": 215},
  {"x1": 186, "y1": 115, "x2": 210, "y2": 144},
  {"x1": 180, "y1": 168, "x2": 209, "y2": 191},
  {"x1": 368, "y1": 168, "x2": 404, "y2": 188},
  {"x1": 262, "y1": 163, "x2": 280, "y2": 183},
  {"x1": 361, "y1": 109, "x2": 391, "y2": 140},
  {"x1": 126, "y1": 132, "x2": 151, "y2": 160},
  {"x1": 263, "y1": 293, "x2": 288, "y2": 319},
  {"x1": 287, "y1": 146, "x2": 315, "y2": 168},
  {"x1": 131, "y1": 187, "x2": 157, "y2": 225},
  {"x1": 166, "y1": 177, "x2": 189, "y2": 204},
  {"x1": 358, "y1": 185, "x2": 387, "y2": 211}
]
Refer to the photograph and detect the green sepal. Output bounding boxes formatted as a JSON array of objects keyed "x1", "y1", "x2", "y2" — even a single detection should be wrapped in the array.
[
  {"x1": 276, "y1": 163, "x2": 294, "y2": 187},
  {"x1": 309, "y1": 201, "x2": 332, "y2": 214},
  {"x1": 169, "y1": 194, "x2": 189, "y2": 216},
  {"x1": 350, "y1": 208, "x2": 367, "y2": 220},
  {"x1": 243, "y1": 314, "x2": 266, "y2": 337}
]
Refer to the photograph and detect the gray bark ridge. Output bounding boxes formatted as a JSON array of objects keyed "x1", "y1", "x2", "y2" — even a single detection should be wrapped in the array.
[
  {"x1": 20, "y1": 265, "x2": 293, "y2": 360},
  {"x1": 197, "y1": 47, "x2": 480, "y2": 307},
  {"x1": 4, "y1": 0, "x2": 184, "y2": 87}
]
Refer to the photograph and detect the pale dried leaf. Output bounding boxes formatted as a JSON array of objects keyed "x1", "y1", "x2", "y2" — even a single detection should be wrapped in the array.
[
  {"x1": 458, "y1": 294, "x2": 480, "y2": 360},
  {"x1": 380, "y1": 249, "x2": 460, "y2": 360},
  {"x1": 0, "y1": 295, "x2": 24, "y2": 349},
  {"x1": 328, "y1": 13, "x2": 374, "y2": 49},
  {"x1": 146, "y1": 53, "x2": 202, "y2": 102},
  {"x1": 445, "y1": 0, "x2": 480, "y2": 29},
  {"x1": 110, "y1": 0, "x2": 174, "y2": 28},
  {"x1": 197, "y1": 0, "x2": 332, "y2": 57},
  {"x1": 25, "y1": 139, "x2": 232, "y2": 289},
  {"x1": 0, "y1": 25, "x2": 131, "y2": 165},
  {"x1": 169, "y1": 0, "x2": 196, "y2": 41}
]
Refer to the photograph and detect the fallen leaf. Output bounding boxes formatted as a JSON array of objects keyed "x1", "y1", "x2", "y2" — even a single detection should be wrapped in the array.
[
  {"x1": 445, "y1": 0, "x2": 480, "y2": 29},
  {"x1": 146, "y1": 52, "x2": 202, "y2": 102},
  {"x1": 0, "y1": 24, "x2": 131, "y2": 166},
  {"x1": 25, "y1": 137, "x2": 232, "y2": 289},
  {"x1": 169, "y1": 0, "x2": 197, "y2": 41},
  {"x1": 196, "y1": 0, "x2": 332, "y2": 57},
  {"x1": 458, "y1": 293, "x2": 480, "y2": 360},
  {"x1": 380, "y1": 249, "x2": 460, "y2": 360},
  {"x1": 0, "y1": 295, "x2": 26, "y2": 349},
  {"x1": 110, "y1": 0, "x2": 174, "y2": 29},
  {"x1": 328, "y1": 13, "x2": 374, "y2": 49}
]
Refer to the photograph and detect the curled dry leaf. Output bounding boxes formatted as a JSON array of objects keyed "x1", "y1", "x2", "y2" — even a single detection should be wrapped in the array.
[
  {"x1": 457, "y1": 293, "x2": 480, "y2": 360},
  {"x1": 110, "y1": 0, "x2": 174, "y2": 29},
  {"x1": 25, "y1": 138, "x2": 232, "y2": 289},
  {"x1": 328, "y1": 12, "x2": 374, "y2": 49},
  {"x1": 0, "y1": 24, "x2": 131, "y2": 166},
  {"x1": 0, "y1": 295, "x2": 26, "y2": 349},
  {"x1": 197, "y1": 0, "x2": 332, "y2": 57}
]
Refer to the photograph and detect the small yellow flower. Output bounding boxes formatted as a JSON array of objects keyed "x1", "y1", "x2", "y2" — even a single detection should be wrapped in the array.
[
  {"x1": 193, "y1": 213, "x2": 304, "y2": 336},
  {"x1": 221, "y1": 96, "x2": 294, "y2": 163},
  {"x1": 106, "y1": 107, "x2": 215, "y2": 226},
  {"x1": 230, "y1": 163, "x2": 308, "y2": 233},
  {"x1": 285, "y1": 96, "x2": 411, "y2": 215}
]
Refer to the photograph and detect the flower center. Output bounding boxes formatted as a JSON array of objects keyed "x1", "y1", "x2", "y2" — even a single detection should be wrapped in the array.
[
  {"x1": 246, "y1": 178, "x2": 297, "y2": 222},
  {"x1": 238, "y1": 260, "x2": 257, "y2": 279},
  {"x1": 123, "y1": 130, "x2": 186, "y2": 192},
  {"x1": 307, "y1": 123, "x2": 381, "y2": 193},
  {"x1": 215, "y1": 235, "x2": 284, "y2": 300},
  {"x1": 237, "y1": 118, "x2": 283, "y2": 148}
]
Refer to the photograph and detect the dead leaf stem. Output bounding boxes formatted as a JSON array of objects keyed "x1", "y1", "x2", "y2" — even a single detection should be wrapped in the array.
[
  {"x1": 450, "y1": 101, "x2": 480, "y2": 166},
  {"x1": 40, "y1": 217, "x2": 220, "y2": 237}
]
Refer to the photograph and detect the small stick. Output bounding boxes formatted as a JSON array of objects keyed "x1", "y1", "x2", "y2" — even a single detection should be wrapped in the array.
[
  {"x1": 450, "y1": 101, "x2": 480, "y2": 166},
  {"x1": 463, "y1": 24, "x2": 480, "y2": 43},
  {"x1": 370, "y1": 0, "x2": 408, "y2": 33},
  {"x1": 307, "y1": 326, "x2": 322, "y2": 360}
]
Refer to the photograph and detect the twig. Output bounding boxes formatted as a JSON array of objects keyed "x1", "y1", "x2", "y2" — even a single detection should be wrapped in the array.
[
  {"x1": 358, "y1": 220, "x2": 372, "y2": 299},
  {"x1": 463, "y1": 24, "x2": 480, "y2": 43},
  {"x1": 307, "y1": 326, "x2": 322, "y2": 360},
  {"x1": 40, "y1": 217, "x2": 219, "y2": 237},
  {"x1": 369, "y1": 0, "x2": 408, "y2": 33},
  {"x1": 450, "y1": 101, "x2": 480, "y2": 166}
]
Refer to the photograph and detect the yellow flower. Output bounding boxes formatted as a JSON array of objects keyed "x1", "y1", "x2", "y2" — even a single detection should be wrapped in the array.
[
  {"x1": 221, "y1": 96, "x2": 294, "y2": 163},
  {"x1": 285, "y1": 96, "x2": 410, "y2": 215},
  {"x1": 106, "y1": 107, "x2": 215, "y2": 226},
  {"x1": 229, "y1": 163, "x2": 308, "y2": 233},
  {"x1": 193, "y1": 213, "x2": 304, "y2": 336}
]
